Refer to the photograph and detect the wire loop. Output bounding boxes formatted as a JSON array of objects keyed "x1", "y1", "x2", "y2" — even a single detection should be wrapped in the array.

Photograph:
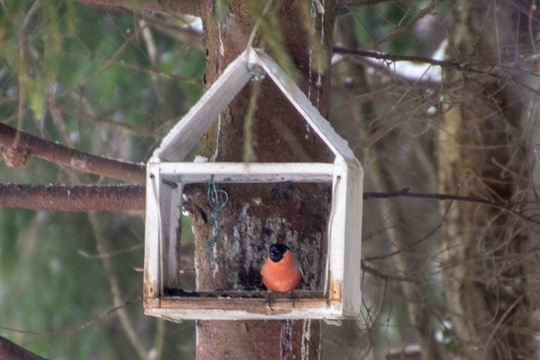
[{"x1": 206, "y1": 175, "x2": 229, "y2": 260}]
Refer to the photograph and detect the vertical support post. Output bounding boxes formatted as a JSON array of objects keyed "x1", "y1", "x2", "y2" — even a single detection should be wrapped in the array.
[
  {"x1": 164, "y1": 181, "x2": 183, "y2": 290},
  {"x1": 144, "y1": 158, "x2": 161, "y2": 308},
  {"x1": 342, "y1": 159, "x2": 363, "y2": 316},
  {"x1": 328, "y1": 157, "x2": 363, "y2": 317}
]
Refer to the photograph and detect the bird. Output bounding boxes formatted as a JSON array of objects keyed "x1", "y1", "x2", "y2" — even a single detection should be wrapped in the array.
[{"x1": 260, "y1": 243, "x2": 303, "y2": 294}]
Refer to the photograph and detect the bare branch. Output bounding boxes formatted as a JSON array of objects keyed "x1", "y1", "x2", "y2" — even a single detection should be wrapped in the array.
[
  {"x1": 1, "y1": 182, "x2": 537, "y2": 220},
  {"x1": 1, "y1": 297, "x2": 142, "y2": 337},
  {"x1": 364, "y1": 0, "x2": 441, "y2": 50},
  {"x1": 361, "y1": 261, "x2": 418, "y2": 282},
  {"x1": 363, "y1": 198, "x2": 454, "y2": 262},
  {"x1": 0, "y1": 122, "x2": 146, "y2": 184},
  {"x1": 0, "y1": 184, "x2": 144, "y2": 211},
  {"x1": 334, "y1": 47, "x2": 540, "y2": 96},
  {"x1": 336, "y1": 48, "x2": 529, "y2": 80},
  {"x1": 0, "y1": 335, "x2": 47, "y2": 360},
  {"x1": 333, "y1": 46, "x2": 465, "y2": 69},
  {"x1": 364, "y1": 188, "x2": 540, "y2": 226},
  {"x1": 76, "y1": 0, "x2": 202, "y2": 17},
  {"x1": 507, "y1": 0, "x2": 540, "y2": 25}
]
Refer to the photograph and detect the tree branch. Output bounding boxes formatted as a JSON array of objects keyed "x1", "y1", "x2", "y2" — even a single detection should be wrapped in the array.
[
  {"x1": 0, "y1": 183, "x2": 536, "y2": 227},
  {"x1": 76, "y1": 0, "x2": 202, "y2": 17},
  {"x1": 364, "y1": 188, "x2": 540, "y2": 226},
  {"x1": 507, "y1": 0, "x2": 540, "y2": 25},
  {"x1": 0, "y1": 122, "x2": 146, "y2": 184},
  {"x1": 333, "y1": 46, "x2": 465, "y2": 69},
  {"x1": 333, "y1": 47, "x2": 540, "y2": 96},
  {"x1": 337, "y1": 0, "x2": 540, "y2": 27},
  {"x1": 0, "y1": 184, "x2": 144, "y2": 211},
  {"x1": 361, "y1": 261, "x2": 418, "y2": 282},
  {"x1": 0, "y1": 335, "x2": 47, "y2": 360}
]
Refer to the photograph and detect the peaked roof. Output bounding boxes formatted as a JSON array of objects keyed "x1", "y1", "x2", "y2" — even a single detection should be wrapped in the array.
[{"x1": 154, "y1": 48, "x2": 356, "y2": 163}]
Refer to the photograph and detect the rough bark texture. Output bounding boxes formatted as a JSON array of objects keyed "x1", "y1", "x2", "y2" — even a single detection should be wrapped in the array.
[
  {"x1": 0, "y1": 122, "x2": 146, "y2": 184},
  {"x1": 189, "y1": 1, "x2": 337, "y2": 359},
  {"x1": 0, "y1": 184, "x2": 144, "y2": 211},
  {"x1": 438, "y1": 2, "x2": 531, "y2": 358}
]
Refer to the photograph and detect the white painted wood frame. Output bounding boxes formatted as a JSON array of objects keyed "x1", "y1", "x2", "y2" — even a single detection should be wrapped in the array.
[{"x1": 144, "y1": 48, "x2": 363, "y2": 321}]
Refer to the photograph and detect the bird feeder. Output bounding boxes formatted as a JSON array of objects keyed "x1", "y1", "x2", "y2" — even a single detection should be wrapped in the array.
[{"x1": 144, "y1": 48, "x2": 363, "y2": 321}]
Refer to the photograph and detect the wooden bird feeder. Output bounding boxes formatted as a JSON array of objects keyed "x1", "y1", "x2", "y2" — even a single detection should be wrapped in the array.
[{"x1": 144, "y1": 48, "x2": 363, "y2": 321}]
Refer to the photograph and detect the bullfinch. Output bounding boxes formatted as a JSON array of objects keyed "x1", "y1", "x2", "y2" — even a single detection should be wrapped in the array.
[{"x1": 260, "y1": 243, "x2": 303, "y2": 293}]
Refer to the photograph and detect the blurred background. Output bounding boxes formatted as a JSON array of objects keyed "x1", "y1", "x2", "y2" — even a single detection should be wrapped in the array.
[{"x1": 1, "y1": 1, "x2": 539, "y2": 359}]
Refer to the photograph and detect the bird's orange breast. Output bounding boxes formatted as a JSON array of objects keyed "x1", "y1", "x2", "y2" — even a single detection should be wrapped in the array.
[{"x1": 260, "y1": 251, "x2": 302, "y2": 293}]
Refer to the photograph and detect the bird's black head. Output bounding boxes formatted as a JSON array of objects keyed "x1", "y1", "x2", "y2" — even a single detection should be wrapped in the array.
[{"x1": 268, "y1": 243, "x2": 290, "y2": 262}]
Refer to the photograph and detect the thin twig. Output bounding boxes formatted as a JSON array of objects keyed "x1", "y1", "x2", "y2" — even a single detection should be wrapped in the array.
[
  {"x1": 361, "y1": 261, "x2": 418, "y2": 282},
  {"x1": 364, "y1": 197, "x2": 455, "y2": 261},
  {"x1": 364, "y1": 188, "x2": 540, "y2": 226},
  {"x1": 0, "y1": 297, "x2": 142, "y2": 336},
  {"x1": 507, "y1": 0, "x2": 540, "y2": 25}
]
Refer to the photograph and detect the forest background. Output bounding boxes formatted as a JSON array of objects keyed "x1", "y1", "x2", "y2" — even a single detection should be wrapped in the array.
[{"x1": 1, "y1": 1, "x2": 540, "y2": 359}]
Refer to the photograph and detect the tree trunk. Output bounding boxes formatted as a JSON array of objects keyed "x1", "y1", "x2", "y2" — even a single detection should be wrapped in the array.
[
  {"x1": 191, "y1": 1, "x2": 337, "y2": 358},
  {"x1": 438, "y1": 1, "x2": 532, "y2": 358}
]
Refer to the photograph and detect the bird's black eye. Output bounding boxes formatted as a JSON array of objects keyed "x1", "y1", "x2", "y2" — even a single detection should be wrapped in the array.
[
  {"x1": 269, "y1": 249, "x2": 283, "y2": 262},
  {"x1": 268, "y1": 243, "x2": 289, "y2": 262}
]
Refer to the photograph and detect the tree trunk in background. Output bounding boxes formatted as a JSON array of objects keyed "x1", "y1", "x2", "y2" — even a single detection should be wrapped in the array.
[
  {"x1": 438, "y1": 2, "x2": 531, "y2": 358},
  {"x1": 190, "y1": 2, "x2": 337, "y2": 358},
  {"x1": 333, "y1": 12, "x2": 441, "y2": 360}
]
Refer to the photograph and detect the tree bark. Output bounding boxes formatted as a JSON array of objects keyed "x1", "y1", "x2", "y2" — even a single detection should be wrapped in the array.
[
  {"x1": 0, "y1": 122, "x2": 145, "y2": 184},
  {"x1": 0, "y1": 184, "x2": 144, "y2": 211},
  {"x1": 438, "y1": 1, "x2": 532, "y2": 358},
  {"x1": 0, "y1": 336, "x2": 47, "y2": 360},
  {"x1": 190, "y1": 1, "x2": 337, "y2": 358}
]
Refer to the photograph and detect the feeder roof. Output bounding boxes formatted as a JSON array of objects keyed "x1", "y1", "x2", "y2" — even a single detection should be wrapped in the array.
[{"x1": 153, "y1": 48, "x2": 357, "y2": 164}]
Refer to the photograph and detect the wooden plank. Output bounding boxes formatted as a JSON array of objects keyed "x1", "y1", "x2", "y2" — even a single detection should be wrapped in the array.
[
  {"x1": 156, "y1": 51, "x2": 252, "y2": 162},
  {"x1": 160, "y1": 290, "x2": 323, "y2": 298},
  {"x1": 143, "y1": 290, "x2": 346, "y2": 320},
  {"x1": 340, "y1": 159, "x2": 363, "y2": 317},
  {"x1": 144, "y1": 160, "x2": 161, "y2": 304},
  {"x1": 164, "y1": 184, "x2": 183, "y2": 290},
  {"x1": 160, "y1": 297, "x2": 327, "y2": 312},
  {"x1": 328, "y1": 158, "x2": 363, "y2": 317},
  {"x1": 253, "y1": 49, "x2": 357, "y2": 162},
  {"x1": 145, "y1": 303, "x2": 348, "y2": 321},
  {"x1": 326, "y1": 161, "x2": 347, "y2": 302},
  {"x1": 159, "y1": 162, "x2": 335, "y2": 183},
  {"x1": 157, "y1": 170, "x2": 172, "y2": 294}
]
